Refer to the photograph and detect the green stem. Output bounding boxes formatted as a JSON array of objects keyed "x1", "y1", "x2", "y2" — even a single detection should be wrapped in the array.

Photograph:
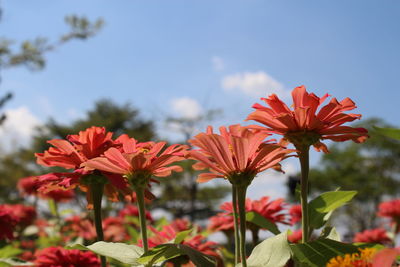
[
  {"x1": 48, "y1": 199, "x2": 60, "y2": 220},
  {"x1": 91, "y1": 183, "x2": 106, "y2": 267},
  {"x1": 136, "y1": 187, "x2": 149, "y2": 253},
  {"x1": 237, "y1": 185, "x2": 248, "y2": 267},
  {"x1": 232, "y1": 185, "x2": 240, "y2": 264},
  {"x1": 298, "y1": 147, "x2": 310, "y2": 243}
]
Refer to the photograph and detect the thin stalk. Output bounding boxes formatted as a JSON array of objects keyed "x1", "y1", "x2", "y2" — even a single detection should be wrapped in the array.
[
  {"x1": 91, "y1": 183, "x2": 106, "y2": 267},
  {"x1": 237, "y1": 185, "x2": 248, "y2": 267},
  {"x1": 298, "y1": 147, "x2": 310, "y2": 243},
  {"x1": 232, "y1": 185, "x2": 240, "y2": 264},
  {"x1": 136, "y1": 187, "x2": 149, "y2": 253}
]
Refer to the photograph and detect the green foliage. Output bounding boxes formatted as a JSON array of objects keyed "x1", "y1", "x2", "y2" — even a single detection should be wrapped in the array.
[
  {"x1": 290, "y1": 239, "x2": 359, "y2": 267},
  {"x1": 245, "y1": 211, "x2": 281, "y2": 235},
  {"x1": 374, "y1": 126, "x2": 400, "y2": 141},
  {"x1": 69, "y1": 242, "x2": 144, "y2": 266},
  {"x1": 308, "y1": 118, "x2": 400, "y2": 234},
  {"x1": 239, "y1": 231, "x2": 291, "y2": 267},
  {"x1": 308, "y1": 191, "x2": 357, "y2": 230},
  {"x1": 137, "y1": 243, "x2": 216, "y2": 267}
]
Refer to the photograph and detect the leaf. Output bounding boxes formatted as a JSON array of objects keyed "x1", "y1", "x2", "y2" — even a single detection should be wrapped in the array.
[
  {"x1": 308, "y1": 191, "x2": 357, "y2": 229},
  {"x1": 246, "y1": 211, "x2": 281, "y2": 235},
  {"x1": 137, "y1": 243, "x2": 216, "y2": 267},
  {"x1": 0, "y1": 246, "x2": 21, "y2": 258},
  {"x1": 174, "y1": 229, "x2": 192, "y2": 244},
  {"x1": 68, "y1": 241, "x2": 144, "y2": 266},
  {"x1": 290, "y1": 238, "x2": 359, "y2": 267},
  {"x1": 320, "y1": 227, "x2": 341, "y2": 241},
  {"x1": 0, "y1": 258, "x2": 33, "y2": 266},
  {"x1": 238, "y1": 231, "x2": 291, "y2": 267},
  {"x1": 373, "y1": 126, "x2": 400, "y2": 140}
]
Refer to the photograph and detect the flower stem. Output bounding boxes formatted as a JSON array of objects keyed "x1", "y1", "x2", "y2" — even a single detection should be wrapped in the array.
[
  {"x1": 135, "y1": 187, "x2": 149, "y2": 253},
  {"x1": 91, "y1": 182, "x2": 106, "y2": 267},
  {"x1": 298, "y1": 147, "x2": 310, "y2": 243},
  {"x1": 237, "y1": 185, "x2": 248, "y2": 267},
  {"x1": 232, "y1": 185, "x2": 240, "y2": 264}
]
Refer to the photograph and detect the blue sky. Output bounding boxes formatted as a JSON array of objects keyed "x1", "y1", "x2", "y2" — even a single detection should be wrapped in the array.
[{"x1": 1, "y1": 1, "x2": 400, "y2": 200}]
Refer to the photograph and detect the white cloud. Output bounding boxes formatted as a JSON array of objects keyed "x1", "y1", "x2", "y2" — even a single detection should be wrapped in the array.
[
  {"x1": 0, "y1": 106, "x2": 42, "y2": 150},
  {"x1": 221, "y1": 71, "x2": 290, "y2": 98},
  {"x1": 211, "y1": 56, "x2": 225, "y2": 72},
  {"x1": 170, "y1": 97, "x2": 202, "y2": 119}
]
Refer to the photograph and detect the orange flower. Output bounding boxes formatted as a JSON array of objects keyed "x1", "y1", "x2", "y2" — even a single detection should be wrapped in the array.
[
  {"x1": 35, "y1": 126, "x2": 131, "y2": 208},
  {"x1": 188, "y1": 124, "x2": 295, "y2": 184},
  {"x1": 82, "y1": 137, "x2": 188, "y2": 195},
  {"x1": 326, "y1": 247, "x2": 400, "y2": 267},
  {"x1": 247, "y1": 85, "x2": 369, "y2": 152}
]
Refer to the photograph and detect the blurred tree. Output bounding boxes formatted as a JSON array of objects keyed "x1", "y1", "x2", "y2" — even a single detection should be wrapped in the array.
[
  {"x1": 306, "y1": 118, "x2": 400, "y2": 237},
  {"x1": 0, "y1": 4, "x2": 103, "y2": 124},
  {"x1": 152, "y1": 110, "x2": 230, "y2": 221}
]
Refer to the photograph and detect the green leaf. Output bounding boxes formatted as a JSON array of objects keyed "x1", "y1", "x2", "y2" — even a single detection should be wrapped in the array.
[
  {"x1": 373, "y1": 126, "x2": 400, "y2": 140},
  {"x1": 137, "y1": 243, "x2": 216, "y2": 267},
  {"x1": 320, "y1": 227, "x2": 341, "y2": 241},
  {"x1": 308, "y1": 191, "x2": 357, "y2": 229},
  {"x1": 290, "y1": 238, "x2": 359, "y2": 267},
  {"x1": 246, "y1": 211, "x2": 281, "y2": 235},
  {"x1": 174, "y1": 229, "x2": 192, "y2": 244},
  {"x1": 68, "y1": 241, "x2": 144, "y2": 266},
  {"x1": 0, "y1": 258, "x2": 33, "y2": 266},
  {"x1": 238, "y1": 231, "x2": 291, "y2": 267},
  {"x1": 0, "y1": 246, "x2": 21, "y2": 258}
]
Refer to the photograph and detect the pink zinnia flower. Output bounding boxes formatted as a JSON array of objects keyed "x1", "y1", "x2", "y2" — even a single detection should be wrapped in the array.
[
  {"x1": 289, "y1": 204, "x2": 302, "y2": 225},
  {"x1": 189, "y1": 124, "x2": 295, "y2": 183},
  {"x1": 353, "y1": 228, "x2": 391, "y2": 245},
  {"x1": 35, "y1": 126, "x2": 132, "y2": 208},
  {"x1": 247, "y1": 85, "x2": 369, "y2": 152},
  {"x1": 34, "y1": 247, "x2": 100, "y2": 267},
  {"x1": 82, "y1": 137, "x2": 188, "y2": 198}
]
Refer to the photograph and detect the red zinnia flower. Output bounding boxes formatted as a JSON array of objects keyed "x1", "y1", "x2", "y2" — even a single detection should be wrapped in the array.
[
  {"x1": 119, "y1": 204, "x2": 153, "y2": 223},
  {"x1": 82, "y1": 137, "x2": 188, "y2": 198},
  {"x1": 378, "y1": 199, "x2": 400, "y2": 223},
  {"x1": 0, "y1": 204, "x2": 36, "y2": 229},
  {"x1": 287, "y1": 229, "x2": 302, "y2": 244},
  {"x1": 0, "y1": 207, "x2": 18, "y2": 240},
  {"x1": 289, "y1": 204, "x2": 302, "y2": 225},
  {"x1": 247, "y1": 85, "x2": 369, "y2": 152},
  {"x1": 353, "y1": 228, "x2": 391, "y2": 245},
  {"x1": 188, "y1": 124, "x2": 295, "y2": 183},
  {"x1": 62, "y1": 215, "x2": 97, "y2": 242},
  {"x1": 208, "y1": 197, "x2": 289, "y2": 232},
  {"x1": 35, "y1": 126, "x2": 132, "y2": 208},
  {"x1": 18, "y1": 176, "x2": 76, "y2": 203},
  {"x1": 103, "y1": 216, "x2": 130, "y2": 242},
  {"x1": 34, "y1": 247, "x2": 100, "y2": 267}
]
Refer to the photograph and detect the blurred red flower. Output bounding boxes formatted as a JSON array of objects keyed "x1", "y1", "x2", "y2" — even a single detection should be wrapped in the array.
[
  {"x1": 289, "y1": 204, "x2": 302, "y2": 225},
  {"x1": 18, "y1": 176, "x2": 75, "y2": 202},
  {"x1": 0, "y1": 207, "x2": 18, "y2": 240},
  {"x1": 35, "y1": 126, "x2": 132, "y2": 208},
  {"x1": 287, "y1": 229, "x2": 302, "y2": 243},
  {"x1": 103, "y1": 216, "x2": 129, "y2": 242},
  {"x1": 62, "y1": 215, "x2": 97, "y2": 242},
  {"x1": 247, "y1": 85, "x2": 368, "y2": 152},
  {"x1": 189, "y1": 124, "x2": 294, "y2": 183},
  {"x1": 377, "y1": 199, "x2": 400, "y2": 228},
  {"x1": 353, "y1": 228, "x2": 392, "y2": 245},
  {"x1": 208, "y1": 196, "x2": 289, "y2": 233},
  {"x1": 119, "y1": 204, "x2": 153, "y2": 223},
  {"x1": 0, "y1": 204, "x2": 36, "y2": 229},
  {"x1": 34, "y1": 247, "x2": 100, "y2": 267}
]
